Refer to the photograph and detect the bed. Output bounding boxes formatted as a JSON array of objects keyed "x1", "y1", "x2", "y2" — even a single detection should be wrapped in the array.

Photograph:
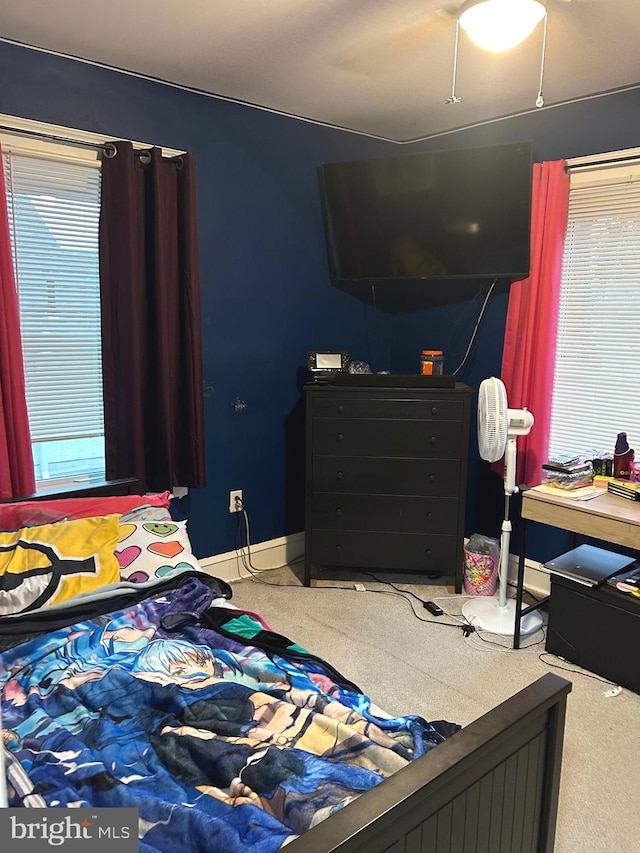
[{"x1": 0, "y1": 484, "x2": 571, "y2": 852}]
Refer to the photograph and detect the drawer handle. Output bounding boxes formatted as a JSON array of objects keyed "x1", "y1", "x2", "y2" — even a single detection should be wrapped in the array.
[
  {"x1": 335, "y1": 544, "x2": 342, "y2": 552},
  {"x1": 427, "y1": 512, "x2": 433, "y2": 519},
  {"x1": 336, "y1": 508, "x2": 343, "y2": 518},
  {"x1": 425, "y1": 548, "x2": 432, "y2": 556},
  {"x1": 337, "y1": 404, "x2": 344, "y2": 414},
  {"x1": 337, "y1": 433, "x2": 344, "y2": 442},
  {"x1": 430, "y1": 436, "x2": 437, "y2": 445},
  {"x1": 336, "y1": 471, "x2": 343, "y2": 480},
  {"x1": 431, "y1": 406, "x2": 438, "y2": 416},
  {"x1": 428, "y1": 474, "x2": 435, "y2": 483}
]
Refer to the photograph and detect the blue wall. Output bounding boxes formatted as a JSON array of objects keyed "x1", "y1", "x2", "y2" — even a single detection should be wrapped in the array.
[{"x1": 2, "y1": 40, "x2": 640, "y2": 563}]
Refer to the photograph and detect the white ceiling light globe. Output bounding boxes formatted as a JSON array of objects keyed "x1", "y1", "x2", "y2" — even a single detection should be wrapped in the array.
[{"x1": 459, "y1": 0, "x2": 546, "y2": 52}]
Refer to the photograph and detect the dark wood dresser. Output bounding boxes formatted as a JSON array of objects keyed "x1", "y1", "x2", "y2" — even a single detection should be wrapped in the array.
[{"x1": 303, "y1": 381, "x2": 473, "y2": 591}]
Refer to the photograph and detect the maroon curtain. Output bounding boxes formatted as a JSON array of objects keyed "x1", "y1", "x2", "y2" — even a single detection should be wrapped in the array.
[
  {"x1": 0, "y1": 144, "x2": 36, "y2": 499},
  {"x1": 99, "y1": 142, "x2": 205, "y2": 492}
]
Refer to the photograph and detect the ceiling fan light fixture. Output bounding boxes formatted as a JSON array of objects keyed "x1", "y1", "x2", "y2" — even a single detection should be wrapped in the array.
[{"x1": 459, "y1": 0, "x2": 546, "y2": 52}]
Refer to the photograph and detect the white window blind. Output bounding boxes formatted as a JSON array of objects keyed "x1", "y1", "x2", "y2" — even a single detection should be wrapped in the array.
[
  {"x1": 549, "y1": 159, "x2": 640, "y2": 459},
  {"x1": 2, "y1": 148, "x2": 105, "y2": 482}
]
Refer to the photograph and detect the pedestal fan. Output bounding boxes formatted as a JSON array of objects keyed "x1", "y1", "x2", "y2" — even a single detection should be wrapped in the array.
[{"x1": 462, "y1": 377, "x2": 543, "y2": 636}]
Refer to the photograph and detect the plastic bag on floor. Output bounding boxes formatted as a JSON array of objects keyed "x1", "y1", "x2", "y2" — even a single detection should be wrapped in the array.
[{"x1": 463, "y1": 533, "x2": 500, "y2": 596}]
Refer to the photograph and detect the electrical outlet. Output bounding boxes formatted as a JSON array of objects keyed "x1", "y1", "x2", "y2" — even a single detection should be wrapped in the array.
[{"x1": 229, "y1": 489, "x2": 243, "y2": 513}]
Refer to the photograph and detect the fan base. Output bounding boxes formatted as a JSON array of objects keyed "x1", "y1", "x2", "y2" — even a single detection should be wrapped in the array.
[{"x1": 461, "y1": 597, "x2": 543, "y2": 637}]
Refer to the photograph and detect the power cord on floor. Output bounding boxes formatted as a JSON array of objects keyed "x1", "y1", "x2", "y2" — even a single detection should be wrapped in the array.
[
  {"x1": 352, "y1": 587, "x2": 472, "y2": 631},
  {"x1": 464, "y1": 626, "x2": 547, "y2": 653},
  {"x1": 354, "y1": 571, "x2": 474, "y2": 634},
  {"x1": 233, "y1": 505, "x2": 474, "y2": 635},
  {"x1": 538, "y1": 652, "x2": 619, "y2": 686},
  {"x1": 355, "y1": 573, "x2": 553, "y2": 648}
]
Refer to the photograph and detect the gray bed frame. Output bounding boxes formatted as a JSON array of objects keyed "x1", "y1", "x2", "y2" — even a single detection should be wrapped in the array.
[{"x1": 5, "y1": 482, "x2": 571, "y2": 852}]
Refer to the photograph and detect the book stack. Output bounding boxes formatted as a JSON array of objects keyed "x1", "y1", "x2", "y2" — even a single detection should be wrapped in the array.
[
  {"x1": 542, "y1": 454, "x2": 593, "y2": 490},
  {"x1": 607, "y1": 479, "x2": 640, "y2": 501}
]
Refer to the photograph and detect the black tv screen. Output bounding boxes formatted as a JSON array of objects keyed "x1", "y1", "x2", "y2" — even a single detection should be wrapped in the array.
[{"x1": 318, "y1": 141, "x2": 532, "y2": 281}]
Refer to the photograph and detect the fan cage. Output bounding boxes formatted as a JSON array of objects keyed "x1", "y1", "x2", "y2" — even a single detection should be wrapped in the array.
[{"x1": 478, "y1": 377, "x2": 507, "y2": 462}]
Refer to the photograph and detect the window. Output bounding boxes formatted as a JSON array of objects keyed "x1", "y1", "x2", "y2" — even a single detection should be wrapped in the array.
[
  {"x1": 2, "y1": 139, "x2": 105, "y2": 487},
  {"x1": 548, "y1": 150, "x2": 640, "y2": 460}
]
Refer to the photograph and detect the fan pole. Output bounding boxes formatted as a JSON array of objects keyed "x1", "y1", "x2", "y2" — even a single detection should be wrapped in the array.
[
  {"x1": 462, "y1": 442, "x2": 543, "y2": 637},
  {"x1": 498, "y1": 508, "x2": 511, "y2": 609}
]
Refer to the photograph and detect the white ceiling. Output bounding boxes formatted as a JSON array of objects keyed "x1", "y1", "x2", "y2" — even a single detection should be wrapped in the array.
[{"x1": 1, "y1": 0, "x2": 639, "y2": 142}]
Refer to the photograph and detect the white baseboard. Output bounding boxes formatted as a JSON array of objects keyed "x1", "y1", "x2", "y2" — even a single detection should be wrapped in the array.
[
  {"x1": 202, "y1": 533, "x2": 550, "y2": 594},
  {"x1": 507, "y1": 554, "x2": 550, "y2": 598},
  {"x1": 197, "y1": 531, "x2": 305, "y2": 584}
]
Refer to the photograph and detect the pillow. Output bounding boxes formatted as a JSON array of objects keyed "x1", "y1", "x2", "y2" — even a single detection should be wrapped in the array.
[
  {"x1": 0, "y1": 492, "x2": 171, "y2": 532},
  {"x1": 116, "y1": 505, "x2": 201, "y2": 583},
  {"x1": 0, "y1": 515, "x2": 121, "y2": 616}
]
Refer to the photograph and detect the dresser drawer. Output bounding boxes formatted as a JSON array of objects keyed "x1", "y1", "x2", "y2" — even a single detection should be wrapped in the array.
[
  {"x1": 312, "y1": 456, "x2": 461, "y2": 497},
  {"x1": 313, "y1": 417, "x2": 464, "y2": 459},
  {"x1": 311, "y1": 493, "x2": 459, "y2": 533},
  {"x1": 312, "y1": 529, "x2": 459, "y2": 573},
  {"x1": 312, "y1": 396, "x2": 464, "y2": 422}
]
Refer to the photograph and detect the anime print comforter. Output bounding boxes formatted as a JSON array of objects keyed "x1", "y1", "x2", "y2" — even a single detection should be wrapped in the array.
[{"x1": 0, "y1": 573, "x2": 459, "y2": 853}]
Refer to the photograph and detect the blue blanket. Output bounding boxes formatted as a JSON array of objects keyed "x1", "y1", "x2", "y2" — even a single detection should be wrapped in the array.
[{"x1": 0, "y1": 575, "x2": 457, "y2": 852}]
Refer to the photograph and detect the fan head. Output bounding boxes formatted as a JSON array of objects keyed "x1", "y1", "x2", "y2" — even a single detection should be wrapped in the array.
[
  {"x1": 477, "y1": 376, "x2": 508, "y2": 462},
  {"x1": 507, "y1": 407, "x2": 535, "y2": 435}
]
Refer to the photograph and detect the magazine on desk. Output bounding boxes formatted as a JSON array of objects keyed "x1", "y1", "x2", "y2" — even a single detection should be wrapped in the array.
[{"x1": 530, "y1": 483, "x2": 602, "y2": 501}]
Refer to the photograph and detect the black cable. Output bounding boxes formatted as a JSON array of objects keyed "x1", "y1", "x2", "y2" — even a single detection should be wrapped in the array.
[
  {"x1": 233, "y1": 500, "x2": 305, "y2": 586},
  {"x1": 467, "y1": 626, "x2": 547, "y2": 651},
  {"x1": 538, "y1": 652, "x2": 619, "y2": 685},
  {"x1": 358, "y1": 570, "x2": 429, "y2": 604},
  {"x1": 356, "y1": 570, "x2": 473, "y2": 630},
  {"x1": 358, "y1": 587, "x2": 466, "y2": 629},
  {"x1": 507, "y1": 580, "x2": 544, "y2": 605}
]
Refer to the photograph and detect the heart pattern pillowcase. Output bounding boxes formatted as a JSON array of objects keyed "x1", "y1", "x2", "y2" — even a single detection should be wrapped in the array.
[{"x1": 116, "y1": 505, "x2": 202, "y2": 583}]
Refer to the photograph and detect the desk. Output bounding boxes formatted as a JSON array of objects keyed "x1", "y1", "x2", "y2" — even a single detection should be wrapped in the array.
[{"x1": 515, "y1": 487, "x2": 640, "y2": 648}]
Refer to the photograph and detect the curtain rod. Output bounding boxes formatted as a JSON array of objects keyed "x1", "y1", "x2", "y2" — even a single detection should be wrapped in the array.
[
  {"x1": 0, "y1": 124, "x2": 117, "y2": 157},
  {"x1": 568, "y1": 153, "x2": 640, "y2": 171}
]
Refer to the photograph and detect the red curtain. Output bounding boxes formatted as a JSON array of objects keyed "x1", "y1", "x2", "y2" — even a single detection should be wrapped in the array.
[
  {"x1": 500, "y1": 160, "x2": 570, "y2": 486},
  {"x1": 0, "y1": 144, "x2": 36, "y2": 499},
  {"x1": 99, "y1": 142, "x2": 206, "y2": 492}
]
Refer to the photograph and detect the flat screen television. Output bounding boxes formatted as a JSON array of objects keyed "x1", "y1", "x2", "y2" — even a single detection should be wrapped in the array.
[{"x1": 318, "y1": 140, "x2": 532, "y2": 281}]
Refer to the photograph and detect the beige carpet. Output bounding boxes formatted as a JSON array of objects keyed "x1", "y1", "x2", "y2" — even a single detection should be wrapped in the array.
[{"x1": 228, "y1": 564, "x2": 640, "y2": 853}]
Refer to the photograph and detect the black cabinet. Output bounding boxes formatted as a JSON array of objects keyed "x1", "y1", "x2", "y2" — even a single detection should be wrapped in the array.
[
  {"x1": 546, "y1": 576, "x2": 640, "y2": 694},
  {"x1": 304, "y1": 382, "x2": 473, "y2": 591}
]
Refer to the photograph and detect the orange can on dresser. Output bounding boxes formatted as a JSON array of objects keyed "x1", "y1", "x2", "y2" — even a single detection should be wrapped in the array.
[{"x1": 420, "y1": 350, "x2": 444, "y2": 375}]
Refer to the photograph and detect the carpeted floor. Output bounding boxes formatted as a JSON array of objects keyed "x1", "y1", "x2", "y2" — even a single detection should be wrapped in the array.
[{"x1": 227, "y1": 563, "x2": 639, "y2": 853}]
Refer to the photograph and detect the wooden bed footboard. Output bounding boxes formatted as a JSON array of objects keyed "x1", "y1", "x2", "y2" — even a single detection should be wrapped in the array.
[{"x1": 287, "y1": 673, "x2": 571, "y2": 853}]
